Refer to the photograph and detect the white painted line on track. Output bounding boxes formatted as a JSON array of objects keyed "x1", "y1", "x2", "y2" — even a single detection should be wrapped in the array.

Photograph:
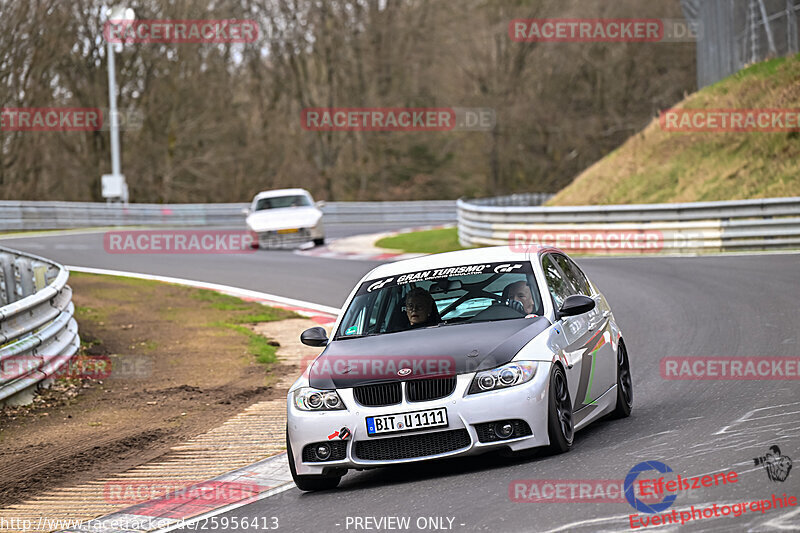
[
  {"x1": 67, "y1": 265, "x2": 341, "y2": 316},
  {"x1": 0, "y1": 227, "x2": 140, "y2": 240}
]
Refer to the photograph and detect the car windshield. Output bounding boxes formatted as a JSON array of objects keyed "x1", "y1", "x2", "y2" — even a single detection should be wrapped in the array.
[
  {"x1": 334, "y1": 262, "x2": 543, "y2": 340},
  {"x1": 255, "y1": 195, "x2": 311, "y2": 211}
]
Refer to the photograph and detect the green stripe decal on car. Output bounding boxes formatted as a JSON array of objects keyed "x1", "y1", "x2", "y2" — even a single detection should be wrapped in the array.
[{"x1": 583, "y1": 337, "x2": 607, "y2": 404}]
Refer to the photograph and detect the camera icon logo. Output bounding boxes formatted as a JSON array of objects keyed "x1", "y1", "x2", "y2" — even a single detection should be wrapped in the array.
[{"x1": 753, "y1": 445, "x2": 792, "y2": 482}]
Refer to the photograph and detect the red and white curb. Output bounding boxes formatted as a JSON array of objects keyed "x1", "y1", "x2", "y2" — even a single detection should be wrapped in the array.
[
  {"x1": 53, "y1": 268, "x2": 336, "y2": 532},
  {"x1": 295, "y1": 225, "x2": 451, "y2": 262},
  {"x1": 59, "y1": 454, "x2": 294, "y2": 533},
  {"x1": 297, "y1": 245, "x2": 421, "y2": 262}
]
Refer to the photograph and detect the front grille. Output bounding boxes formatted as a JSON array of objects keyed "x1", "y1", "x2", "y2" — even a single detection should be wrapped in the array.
[
  {"x1": 474, "y1": 419, "x2": 533, "y2": 443},
  {"x1": 354, "y1": 429, "x2": 471, "y2": 461},
  {"x1": 354, "y1": 382, "x2": 401, "y2": 407},
  {"x1": 257, "y1": 230, "x2": 310, "y2": 248},
  {"x1": 406, "y1": 377, "x2": 457, "y2": 402},
  {"x1": 302, "y1": 441, "x2": 348, "y2": 462}
]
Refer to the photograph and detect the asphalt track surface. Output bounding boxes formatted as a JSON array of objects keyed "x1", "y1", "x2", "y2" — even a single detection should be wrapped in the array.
[
  {"x1": 0, "y1": 224, "x2": 394, "y2": 307},
  {"x1": 2, "y1": 230, "x2": 799, "y2": 532}
]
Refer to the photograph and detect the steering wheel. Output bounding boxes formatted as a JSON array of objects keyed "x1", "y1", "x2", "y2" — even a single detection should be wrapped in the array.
[
  {"x1": 487, "y1": 293, "x2": 525, "y2": 315},
  {"x1": 502, "y1": 298, "x2": 526, "y2": 314}
]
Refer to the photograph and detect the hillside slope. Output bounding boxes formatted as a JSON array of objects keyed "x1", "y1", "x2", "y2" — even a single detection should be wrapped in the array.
[{"x1": 548, "y1": 54, "x2": 800, "y2": 205}]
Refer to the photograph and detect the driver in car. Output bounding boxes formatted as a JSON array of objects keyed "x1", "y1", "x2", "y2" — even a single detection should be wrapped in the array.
[
  {"x1": 405, "y1": 287, "x2": 442, "y2": 328},
  {"x1": 503, "y1": 280, "x2": 535, "y2": 315}
]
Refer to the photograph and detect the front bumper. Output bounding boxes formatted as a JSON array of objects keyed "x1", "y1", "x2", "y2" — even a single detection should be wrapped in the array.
[
  {"x1": 250, "y1": 222, "x2": 324, "y2": 248},
  {"x1": 287, "y1": 363, "x2": 553, "y2": 476}
]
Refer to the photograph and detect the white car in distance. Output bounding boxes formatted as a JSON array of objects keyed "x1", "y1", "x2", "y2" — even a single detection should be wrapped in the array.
[{"x1": 244, "y1": 188, "x2": 325, "y2": 248}]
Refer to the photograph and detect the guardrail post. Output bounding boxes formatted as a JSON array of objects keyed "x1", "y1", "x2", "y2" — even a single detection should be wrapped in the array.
[
  {"x1": 0, "y1": 256, "x2": 16, "y2": 306},
  {"x1": 15, "y1": 257, "x2": 35, "y2": 299}
]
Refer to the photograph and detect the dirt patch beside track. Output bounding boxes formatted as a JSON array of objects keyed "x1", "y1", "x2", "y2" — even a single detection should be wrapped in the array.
[{"x1": 0, "y1": 273, "x2": 299, "y2": 506}]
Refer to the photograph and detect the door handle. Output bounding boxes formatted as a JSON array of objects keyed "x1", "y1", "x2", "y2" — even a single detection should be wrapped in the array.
[{"x1": 589, "y1": 312, "x2": 609, "y2": 332}]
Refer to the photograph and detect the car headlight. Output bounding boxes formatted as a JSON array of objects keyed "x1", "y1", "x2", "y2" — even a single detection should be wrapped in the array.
[
  {"x1": 468, "y1": 361, "x2": 538, "y2": 394},
  {"x1": 293, "y1": 387, "x2": 346, "y2": 411}
]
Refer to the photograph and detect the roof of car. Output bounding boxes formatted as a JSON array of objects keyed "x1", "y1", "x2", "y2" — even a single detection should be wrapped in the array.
[
  {"x1": 364, "y1": 245, "x2": 551, "y2": 280},
  {"x1": 253, "y1": 188, "x2": 312, "y2": 200}
]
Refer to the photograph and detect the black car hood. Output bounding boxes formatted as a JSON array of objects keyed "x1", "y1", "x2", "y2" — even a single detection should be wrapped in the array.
[{"x1": 308, "y1": 317, "x2": 551, "y2": 389}]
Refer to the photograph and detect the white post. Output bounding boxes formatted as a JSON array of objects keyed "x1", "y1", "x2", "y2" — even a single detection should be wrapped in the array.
[
  {"x1": 107, "y1": 40, "x2": 122, "y2": 178},
  {"x1": 102, "y1": 6, "x2": 134, "y2": 204}
]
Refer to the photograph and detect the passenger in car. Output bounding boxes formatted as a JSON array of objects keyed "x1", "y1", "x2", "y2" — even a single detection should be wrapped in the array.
[
  {"x1": 503, "y1": 280, "x2": 535, "y2": 314},
  {"x1": 405, "y1": 287, "x2": 442, "y2": 328}
]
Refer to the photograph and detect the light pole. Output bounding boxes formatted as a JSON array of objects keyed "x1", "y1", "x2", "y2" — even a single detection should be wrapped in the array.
[{"x1": 101, "y1": 6, "x2": 134, "y2": 204}]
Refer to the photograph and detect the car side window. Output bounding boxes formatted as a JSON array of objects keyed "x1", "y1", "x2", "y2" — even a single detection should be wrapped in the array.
[
  {"x1": 554, "y1": 254, "x2": 591, "y2": 296},
  {"x1": 541, "y1": 255, "x2": 572, "y2": 309},
  {"x1": 567, "y1": 257, "x2": 592, "y2": 296}
]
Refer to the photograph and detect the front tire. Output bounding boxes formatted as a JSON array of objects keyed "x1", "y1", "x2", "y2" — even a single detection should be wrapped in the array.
[
  {"x1": 286, "y1": 430, "x2": 342, "y2": 491},
  {"x1": 546, "y1": 365, "x2": 574, "y2": 454},
  {"x1": 610, "y1": 341, "x2": 633, "y2": 418},
  {"x1": 313, "y1": 237, "x2": 325, "y2": 247}
]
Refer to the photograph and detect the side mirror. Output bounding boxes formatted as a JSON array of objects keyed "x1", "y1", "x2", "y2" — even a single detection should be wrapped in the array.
[
  {"x1": 241, "y1": 207, "x2": 251, "y2": 216},
  {"x1": 301, "y1": 326, "x2": 329, "y2": 347},
  {"x1": 315, "y1": 200, "x2": 326, "y2": 208},
  {"x1": 558, "y1": 294, "x2": 595, "y2": 319}
]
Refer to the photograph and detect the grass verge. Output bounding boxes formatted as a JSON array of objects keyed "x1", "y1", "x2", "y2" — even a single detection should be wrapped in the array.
[
  {"x1": 548, "y1": 54, "x2": 800, "y2": 205},
  {"x1": 375, "y1": 227, "x2": 467, "y2": 254},
  {"x1": 71, "y1": 272, "x2": 298, "y2": 368}
]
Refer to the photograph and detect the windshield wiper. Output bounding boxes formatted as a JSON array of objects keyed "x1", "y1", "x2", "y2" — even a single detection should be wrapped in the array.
[{"x1": 334, "y1": 333, "x2": 379, "y2": 341}]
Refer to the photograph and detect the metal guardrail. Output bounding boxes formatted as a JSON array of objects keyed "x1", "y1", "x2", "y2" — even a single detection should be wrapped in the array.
[
  {"x1": 458, "y1": 196, "x2": 800, "y2": 252},
  {"x1": 463, "y1": 193, "x2": 554, "y2": 207},
  {"x1": 321, "y1": 201, "x2": 457, "y2": 224},
  {"x1": 0, "y1": 200, "x2": 458, "y2": 230},
  {"x1": 0, "y1": 247, "x2": 79, "y2": 405}
]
